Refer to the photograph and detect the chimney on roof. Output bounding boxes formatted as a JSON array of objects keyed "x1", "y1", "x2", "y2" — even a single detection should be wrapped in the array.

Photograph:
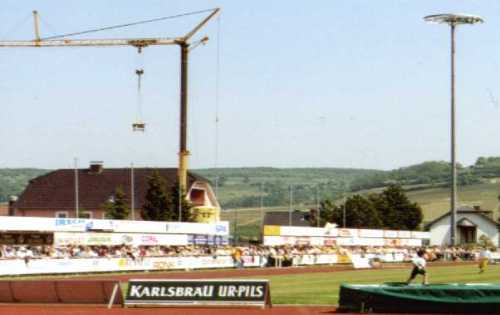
[
  {"x1": 8, "y1": 196, "x2": 17, "y2": 216},
  {"x1": 89, "y1": 161, "x2": 104, "y2": 174}
]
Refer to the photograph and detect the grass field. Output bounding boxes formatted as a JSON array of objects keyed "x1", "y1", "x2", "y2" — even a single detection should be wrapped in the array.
[{"x1": 245, "y1": 264, "x2": 500, "y2": 305}]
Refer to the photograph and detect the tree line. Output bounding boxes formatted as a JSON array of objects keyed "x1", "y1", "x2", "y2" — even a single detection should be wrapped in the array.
[
  {"x1": 102, "y1": 171, "x2": 193, "y2": 221},
  {"x1": 311, "y1": 184, "x2": 423, "y2": 230}
]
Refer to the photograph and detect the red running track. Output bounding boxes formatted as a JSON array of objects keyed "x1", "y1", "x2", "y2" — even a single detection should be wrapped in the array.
[{"x1": 0, "y1": 262, "x2": 475, "y2": 315}]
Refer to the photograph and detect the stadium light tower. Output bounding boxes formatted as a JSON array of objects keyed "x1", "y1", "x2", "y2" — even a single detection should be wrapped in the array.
[{"x1": 423, "y1": 13, "x2": 484, "y2": 246}]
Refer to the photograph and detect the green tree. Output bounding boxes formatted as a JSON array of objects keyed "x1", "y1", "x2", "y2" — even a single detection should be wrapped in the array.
[
  {"x1": 103, "y1": 186, "x2": 130, "y2": 219},
  {"x1": 141, "y1": 171, "x2": 172, "y2": 221},
  {"x1": 339, "y1": 195, "x2": 383, "y2": 228},
  {"x1": 314, "y1": 199, "x2": 336, "y2": 227},
  {"x1": 315, "y1": 195, "x2": 382, "y2": 229},
  {"x1": 377, "y1": 184, "x2": 423, "y2": 230},
  {"x1": 168, "y1": 183, "x2": 194, "y2": 222}
]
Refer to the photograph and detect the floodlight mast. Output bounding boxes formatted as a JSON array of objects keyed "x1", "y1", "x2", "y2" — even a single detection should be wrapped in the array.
[
  {"x1": 0, "y1": 8, "x2": 221, "y2": 207},
  {"x1": 423, "y1": 13, "x2": 483, "y2": 246}
]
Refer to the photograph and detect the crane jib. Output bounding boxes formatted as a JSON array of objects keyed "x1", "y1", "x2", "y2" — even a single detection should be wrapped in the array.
[{"x1": 0, "y1": 38, "x2": 181, "y2": 48}]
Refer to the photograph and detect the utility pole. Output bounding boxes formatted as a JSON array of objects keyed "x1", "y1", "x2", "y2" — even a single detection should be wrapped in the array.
[
  {"x1": 288, "y1": 184, "x2": 293, "y2": 226},
  {"x1": 260, "y1": 182, "x2": 264, "y2": 226},
  {"x1": 74, "y1": 158, "x2": 79, "y2": 218},
  {"x1": 234, "y1": 209, "x2": 239, "y2": 244},
  {"x1": 342, "y1": 194, "x2": 346, "y2": 228},
  {"x1": 316, "y1": 185, "x2": 320, "y2": 227},
  {"x1": 130, "y1": 162, "x2": 135, "y2": 220}
]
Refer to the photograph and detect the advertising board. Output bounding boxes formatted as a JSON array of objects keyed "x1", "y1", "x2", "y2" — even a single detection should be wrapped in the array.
[
  {"x1": 0, "y1": 217, "x2": 229, "y2": 236},
  {"x1": 280, "y1": 226, "x2": 329, "y2": 237},
  {"x1": 125, "y1": 279, "x2": 271, "y2": 308},
  {"x1": 384, "y1": 230, "x2": 399, "y2": 238},
  {"x1": 358, "y1": 229, "x2": 384, "y2": 238},
  {"x1": 398, "y1": 231, "x2": 412, "y2": 238},
  {"x1": 54, "y1": 232, "x2": 188, "y2": 246}
]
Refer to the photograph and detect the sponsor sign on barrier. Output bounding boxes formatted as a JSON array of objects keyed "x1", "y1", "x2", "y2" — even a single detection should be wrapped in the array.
[
  {"x1": 262, "y1": 225, "x2": 430, "y2": 242},
  {"x1": 350, "y1": 255, "x2": 372, "y2": 269},
  {"x1": 358, "y1": 229, "x2": 384, "y2": 238},
  {"x1": 338, "y1": 229, "x2": 357, "y2": 237},
  {"x1": 280, "y1": 226, "x2": 329, "y2": 237},
  {"x1": 398, "y1": 231, "x2": 412, "y2": 238},
  {"x1": 383, "y1": 230, "x2": 399, "y2": 238},
  {"x1": 0, "y1": 217, "x2": 229, "y2": 236},
  {"x1": 54, "y1": 232, "x2": 189, "y2": 246},
  {"x1": 187, "y1": 234, "x2": 229, "y2": 245},
  {"x1": 263, "y1": 235, "x2": 421, "y2": 247},
  {"x1": 125, "y1": 279, "x2": 271, "y2": 308},
  {"x1": 0, "y1": 255, "x2": 260, "y2": 276}
]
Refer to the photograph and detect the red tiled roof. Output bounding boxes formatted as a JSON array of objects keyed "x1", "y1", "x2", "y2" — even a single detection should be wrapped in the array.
[
  {"x1": 16, "y1": 168, "x2": 207, "y2": 211},
  {"x1": 0, "y1": 204, "x2": 8, "y2": 216}
]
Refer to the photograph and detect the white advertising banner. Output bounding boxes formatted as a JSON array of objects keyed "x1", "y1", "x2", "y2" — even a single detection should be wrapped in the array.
[
  {"x1": 265, "y1": 235, "x2": 419, "y2": 247},
  {"x1": 336, "y1": 237, "x2": 385, "y2": 246},
  {"x1": 384, "y1": 230, "x2": 399, "y2": 238},
  {"x1": 350, "y1": 254, "x2": 372, "y2": 269},
  {"x1": 0, "y1": 255, "x2": 261, "y2": 276},
  {"x1": 358, "y1": 229, "x2": 384, "y2": 238},
  {"x1": 0, "y1": 217, "x2": 229, "y2": 236},
  {"x1": 268, "y1": 225, "x2": 430, "y2": 242},
  {"x1": 263, "y1": 236, "x2": 328, "y2": 246},
  {"x1": 401, "y1": 238, "x2": 423, "y2": 246},
  {"x1": 398, "y1": 231, "x2": 412, "y2": 238},
  {"x1": 338, "y1": 229, "x2": 358, "y2": 237},
  {"x1": 279, "y1": 226, "x2": 326, "y2": 237},
  {"x1": 411, "y1": 231, "x2": 430, "y2": 239},
  {"x1": 54, "y1": 232, "x2": 189, "y2": 246},
  {"x1": 0, "y1": 251, "x2": 409, "y2": 276}
]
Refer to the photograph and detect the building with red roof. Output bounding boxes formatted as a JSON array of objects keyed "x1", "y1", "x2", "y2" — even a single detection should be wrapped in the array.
[{"x1": 9, "y1": 162, "x2": 220, "y2": 223}]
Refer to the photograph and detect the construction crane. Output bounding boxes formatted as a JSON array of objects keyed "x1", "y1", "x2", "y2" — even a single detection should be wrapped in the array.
[{"x1": 0, "y1": 8, "x2": 220, "y2": 194}]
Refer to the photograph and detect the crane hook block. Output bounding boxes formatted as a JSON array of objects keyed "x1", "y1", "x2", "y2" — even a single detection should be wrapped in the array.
[
  {"x1": 136, "y1": 69, "x2": 144, "y2": 76},
  {"x1": 132, "y1": 122, "x2": 146, "y2": 132}
]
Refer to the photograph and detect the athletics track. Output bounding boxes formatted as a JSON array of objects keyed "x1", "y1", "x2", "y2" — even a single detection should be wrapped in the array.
[{"x1": 0, "y1": 262, "x2": 476, "y2": 315}]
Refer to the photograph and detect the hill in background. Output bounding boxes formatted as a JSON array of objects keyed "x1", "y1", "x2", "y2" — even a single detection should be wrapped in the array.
[
  {"x1": 0, "y1": 169, "x2": 49, "y2": 203},
  {"x1": 1, "y1": 157, "x2": 500, "y2": 238}
]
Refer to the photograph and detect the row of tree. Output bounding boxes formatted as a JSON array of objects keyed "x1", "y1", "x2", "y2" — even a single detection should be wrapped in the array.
[
  {"x1": 103, "y1": 173, "x2": 423, "y2": 231},
  {"x1": 312, "y1": 184, "x2": 423, "y2": 230},
  {"x1": 103, "y1": 171, "x2": 193, "y2": 221}
]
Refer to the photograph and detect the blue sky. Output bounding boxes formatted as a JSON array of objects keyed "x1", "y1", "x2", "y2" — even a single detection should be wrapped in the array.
[{"x1": 1, "y1": 1, "x2": 500, "y2": 170}]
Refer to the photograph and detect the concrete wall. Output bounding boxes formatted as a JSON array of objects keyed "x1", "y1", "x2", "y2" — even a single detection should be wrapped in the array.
[{"x1": 429, "y1": 213, "x2": 499, "y2": 246}]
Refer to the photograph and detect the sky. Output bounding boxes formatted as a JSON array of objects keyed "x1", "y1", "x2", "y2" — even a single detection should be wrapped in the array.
[{"x1": 1, "y1": 0, "x2": 500, "y2": 171}]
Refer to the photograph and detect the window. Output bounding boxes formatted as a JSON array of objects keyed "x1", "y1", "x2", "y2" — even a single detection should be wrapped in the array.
[
  {"x1": 80, "y1": 211, "x2": 92, "y2": 219},
  {"x1": 55, "y1": 211, "x2": 68, "y2": 218},
  {"x1": 189, "y1": 189, "x2": 206, "y2": 206}
]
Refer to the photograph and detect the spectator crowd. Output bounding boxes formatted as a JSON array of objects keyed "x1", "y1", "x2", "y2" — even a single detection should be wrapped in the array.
[{"x1": 0, "y1": 244, "x2": 496, "y2": 268}]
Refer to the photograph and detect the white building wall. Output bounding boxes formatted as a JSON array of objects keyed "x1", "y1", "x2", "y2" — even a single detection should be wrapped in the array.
[{"x1": 429, "y1": 213, "x2": 499, "y2": 247}]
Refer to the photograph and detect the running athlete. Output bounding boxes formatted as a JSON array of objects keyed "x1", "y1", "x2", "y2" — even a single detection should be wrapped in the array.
[{"x1": 406, "y1": 249, "x2": 428, "y2": 285}]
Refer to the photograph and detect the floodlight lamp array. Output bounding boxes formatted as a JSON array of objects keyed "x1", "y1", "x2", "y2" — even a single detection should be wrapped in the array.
[{"x1": 424, "y1": 13, "x2": 484, "y2": 25}]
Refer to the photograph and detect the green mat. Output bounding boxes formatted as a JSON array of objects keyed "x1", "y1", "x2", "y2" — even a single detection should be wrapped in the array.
[{"x1": 338, "y1": 282, "x2": 500, "y2": 313}]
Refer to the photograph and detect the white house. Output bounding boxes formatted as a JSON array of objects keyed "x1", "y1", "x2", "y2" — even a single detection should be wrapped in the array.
[{"x1": 426, "y1": 206, "x2": 499, "y2": 247}]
